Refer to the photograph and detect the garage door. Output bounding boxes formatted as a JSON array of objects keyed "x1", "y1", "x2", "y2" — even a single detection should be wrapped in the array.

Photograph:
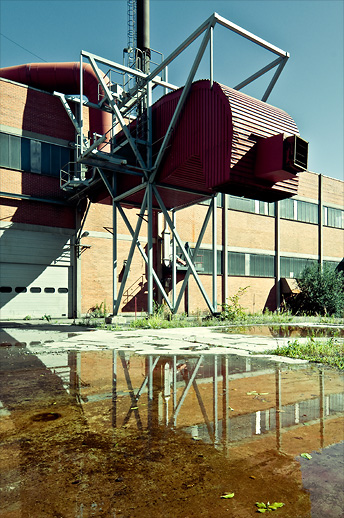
[
  {"x1": 0, "y1": 227, "x2": 73, "y2": 319},
  {"x1": 0, "y1": 263, "x2": 70, "y2": 319}
]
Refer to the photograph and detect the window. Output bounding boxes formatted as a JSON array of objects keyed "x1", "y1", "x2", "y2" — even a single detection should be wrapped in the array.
[
  {"x1": 297, "y1": 200, "x2": 318, "y2": 224},
  {"x1": 176, "y1": 247, "x2": 222, "y2": 274},
  {"x1": 228, "y1": 252, "x2": 245, "y2": 276},
  {"x1": 228, "y1": 195, "x2": 255, "y2": 213},
  {"x1": 258, "y1": 200, "x2": 275, "y2": 216},
  {"x1": 15, "y1": 287, "x2": 27, "y2": 293},
  {"x1": 280, "y1": 198, "x2": 295, "y2": 219},
  {"x1": 44, "y1": 288, "x2": 55, "y2": 293},
  {"x1": 58, "y1": 288, "x2": 68, "y2": 293},
  {"x1": 325, "y1": 207, "x2": 344, "y2": 229},
  {"x1": 0, "y1": 132, "x2": 72, "y2": 177},
  {"x1": 30, "y1": 287, "x2": 42, "y2": 293},
  {"x1": 0, "y1": 286, "x2": 12, "y2": 293},
  {"x1": 281, "y1": 257, "x2": 316, "y2": 278},
  {"x1": 249, "y1": 254, "x2": 274, "y2": 277}
]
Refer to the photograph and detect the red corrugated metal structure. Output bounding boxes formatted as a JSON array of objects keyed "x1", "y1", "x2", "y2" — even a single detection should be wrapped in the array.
[
  {"x1": 151, "y1": 80, "x2": 301, "y2": 202},
  {"x1": 0, "y1": 63, "x2": 304, "y2": 207},
  {"x1": 117, "y1": 79, "x2": 303, "y2": 207}
]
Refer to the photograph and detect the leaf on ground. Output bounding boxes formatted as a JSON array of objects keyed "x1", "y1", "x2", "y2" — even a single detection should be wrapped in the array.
[
  {"x1": 258, "y1": 392, "x2": 269, "y2": 395},
  {"x1": 247, "y1": 391, "x2": 258, "y2": 395},
  {"x1": 257, "y1": 509, "x2": 267, "y2": 513},
  {"x1": 269, "y1": 503, "x2": 284, "y2": 509},
  {"x1": 256, "y1": 502, "x2": 267, "y2": 508},
  {"x1": 301, "y1": 453, "x2": 312, "y2": 460},
  {"x1": 221, "y1": 492, "x2": 235, "y2": 499}
]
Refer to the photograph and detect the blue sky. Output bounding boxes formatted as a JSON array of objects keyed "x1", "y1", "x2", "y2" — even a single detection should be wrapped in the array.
[{"x1": 1, "y1": 0, "x2": 343, "y2": 181}]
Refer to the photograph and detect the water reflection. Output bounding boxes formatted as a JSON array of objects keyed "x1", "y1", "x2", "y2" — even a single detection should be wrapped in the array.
[
  {"x1": 0, "y1": 345, "x2": 343, "y2": 517},
  {"x1": 222, "y1": 324, "x2": 344, "y2": 338}
]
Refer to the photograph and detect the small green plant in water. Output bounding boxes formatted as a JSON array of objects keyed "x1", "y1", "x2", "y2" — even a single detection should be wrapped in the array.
[{"x1": 256, "y1": 502, "x2": 284, "y2": 513}]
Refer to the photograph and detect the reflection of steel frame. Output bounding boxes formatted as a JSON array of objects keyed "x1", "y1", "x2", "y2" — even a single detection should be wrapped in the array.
[
  {"x1": 66, "y1": 351, "x2": 333, "y2": 451},
  {"x1": 59, "y1": 13, "x2": 290, "y2": 315}
]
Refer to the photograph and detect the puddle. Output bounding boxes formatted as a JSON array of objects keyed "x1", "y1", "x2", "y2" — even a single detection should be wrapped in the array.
[
  {"x1": 0, "y1": 342, "x2": 343, "y2": 517},
  {"x1": 222, "y1": 324, "x2": 344, "y2": 338}
]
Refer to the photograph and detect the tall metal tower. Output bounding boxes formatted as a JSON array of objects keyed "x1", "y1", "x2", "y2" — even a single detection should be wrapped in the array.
[{"x1": 126, "y1": 0, "x2": 137, "y2": 69}]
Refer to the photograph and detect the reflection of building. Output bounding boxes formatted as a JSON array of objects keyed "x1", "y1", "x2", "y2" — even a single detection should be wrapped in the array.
[
  {"x1": 0, "y1": 72, "x2": 343, "y2": 318},
  {"x1": 1, "y1": 345, "x2": 343, "y2": 517},
  {"x1": 52, "y1": 349, "x2": 344, "y2": 454}
]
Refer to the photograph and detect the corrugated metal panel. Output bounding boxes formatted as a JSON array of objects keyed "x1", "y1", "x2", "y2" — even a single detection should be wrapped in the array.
[
  {"x1": 153, "y1": 81, "x2": 232, "y2": 192},
  {"x1": 153, "y1": 80, "x2": 300, "y2": 202}
]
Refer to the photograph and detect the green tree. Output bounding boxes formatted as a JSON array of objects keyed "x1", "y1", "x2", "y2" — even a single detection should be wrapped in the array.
[{"x1": 289, "y1": 263, "x2": 344, "y2": 316}]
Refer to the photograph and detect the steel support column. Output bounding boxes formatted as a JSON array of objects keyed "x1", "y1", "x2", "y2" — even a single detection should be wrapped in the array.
[
  {"x1": 112, "y1": 174, "x2": 118, "y2": 314},
  {"x1": 147, "y1": 183, "x2": 154, "y2": 315},
  {"x1": 212, "y1": 195, "x2": 217, "y2": 312},
  {"x1": 153, "y1": 185, "x2": 215, "y2": 314}
]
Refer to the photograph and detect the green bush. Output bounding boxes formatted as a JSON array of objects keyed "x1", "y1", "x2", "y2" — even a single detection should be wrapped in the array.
[
  {"x1": 220, "y1": 286, "x2": 249, "y2": 321},
  {"x1": 288, "y1": 263, "x2": 344, "y2": 317}
]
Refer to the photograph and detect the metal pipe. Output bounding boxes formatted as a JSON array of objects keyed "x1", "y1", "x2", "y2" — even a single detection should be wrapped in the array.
[
  {"x1": 0, "y1": 191, "x2": 68, "y2": 205},
  {"x1": 137, "y1": 0, "x2": 151, "y2": 69}
]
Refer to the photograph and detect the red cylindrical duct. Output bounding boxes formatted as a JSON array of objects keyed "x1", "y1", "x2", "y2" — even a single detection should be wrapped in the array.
[{"x1": 0, "y1": 62, "x2": 112, "y2": 138}]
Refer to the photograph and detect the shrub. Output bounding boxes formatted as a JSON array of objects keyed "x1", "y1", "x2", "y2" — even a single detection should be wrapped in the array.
[
  {"x1": 288, "y1": 263, "x2": 344, "y2": 317},
  {"x1": 220, "y1": 286, "x2": 249, "y2": 321}
]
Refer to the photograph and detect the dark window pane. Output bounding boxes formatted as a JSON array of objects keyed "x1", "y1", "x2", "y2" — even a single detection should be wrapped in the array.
[
  {"x1": 15, "y1": 287, "x2": 27, "y2": 293},
  {"x1": 58, "y1": 288, "x2": 68, "y2": 293},
  {"x1": 41, "y1": 142, "x2": 51, "y2": 175},
  {"x1": 30, "y1": 287, "x2": 41, "y2": 293},
  {"x1": 21, "y1": 137, "x2": 31, "y2": 171},
  {"x1": 0, "y1": 286, "x2": 12, "y2": 293},
  {"x1": 44, "y1": 287, "x2": 55, "y2": 293},
  {"x1": 60, "y1": 146, "x2": 71, "y2": 170}
]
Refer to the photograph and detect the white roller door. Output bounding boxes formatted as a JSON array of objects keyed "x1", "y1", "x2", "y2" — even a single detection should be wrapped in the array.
[{"x1": 0, "y1": 226, "x2": 73, "y2": 319}]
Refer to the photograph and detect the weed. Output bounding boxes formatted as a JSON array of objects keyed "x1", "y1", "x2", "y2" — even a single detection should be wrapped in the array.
[
  {"x1": 87, "y1": 301, "x2": 108, "y2": 318},
  {"x1": 264, "y1": 337, "x2": 344, "y2": 370},
  {"x1": 41, "y1": 314, "x2": 51, "y2": 322},
  {"x1": 23, "y1": 315, "x2": 32, "y2": 320},
  {"x1": 220, "y1": 287, "x2": 249, "y2": 321}
]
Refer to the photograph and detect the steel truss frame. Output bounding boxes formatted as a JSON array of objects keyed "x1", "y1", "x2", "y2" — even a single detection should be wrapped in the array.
[{"x1": 59, "y1": 13, "x2": 290, "y2": 315}]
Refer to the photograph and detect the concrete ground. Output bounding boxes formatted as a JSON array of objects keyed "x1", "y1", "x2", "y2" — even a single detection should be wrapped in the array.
[{"x1": 2, "y1": 317, "x2": 338, "y2": 364}]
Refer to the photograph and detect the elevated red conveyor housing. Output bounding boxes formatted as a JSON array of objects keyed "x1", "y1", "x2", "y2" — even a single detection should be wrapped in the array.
[{"x1": 0, "y1": 64, "x2": 304, "y2": 208}]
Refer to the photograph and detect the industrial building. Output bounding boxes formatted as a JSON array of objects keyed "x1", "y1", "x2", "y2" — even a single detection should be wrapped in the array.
[{"x1": 0, "y1": 9, "x2": 343, "y2": 320}]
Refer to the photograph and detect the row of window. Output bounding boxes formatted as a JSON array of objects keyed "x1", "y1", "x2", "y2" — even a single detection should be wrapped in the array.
[
  {"x1": 0, "y1": 132, "x2": 72, "y2": 177},
  {"x1": 231, "y1": 195, "x2": 343, "y2": 229},
  {"x1": 202, "y1": 194, "x2": 344, "y2": 229},
  {"x1": 0, "y1": 286, "x2": 68, "y2": 294},
  {"x1": 1, "y1": 132, "x2": 343, "y2": 228},
  {"x1": 180, "y1": 248, "x2": 340, "y2": 279}
]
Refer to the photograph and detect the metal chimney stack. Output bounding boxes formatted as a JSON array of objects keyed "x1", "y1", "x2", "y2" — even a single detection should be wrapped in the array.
[{"x1": 137, "y1": 0, "x2": 150, "y2": 73}]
